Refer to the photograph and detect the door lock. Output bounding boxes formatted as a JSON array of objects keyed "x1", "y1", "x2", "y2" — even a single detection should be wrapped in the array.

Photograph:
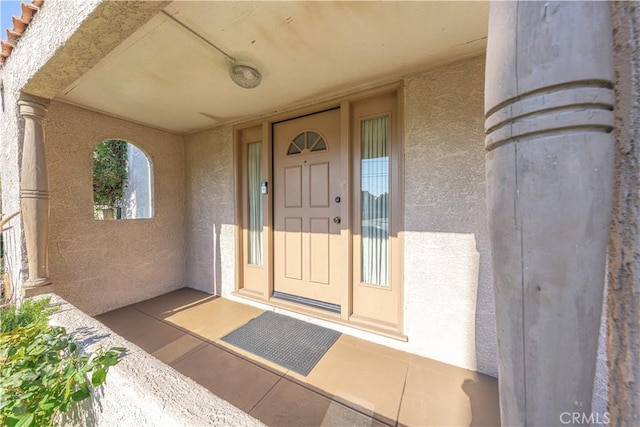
[
  {"x1": 333, "y1": 216, "x2": 341, "y2": 224},
  {"x1": 335, "y1": 196, "x2": 341, "y2": 203}
]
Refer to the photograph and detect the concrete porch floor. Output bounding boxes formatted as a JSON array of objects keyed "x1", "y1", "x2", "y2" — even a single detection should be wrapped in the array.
[{"x1": 95, "y1": 288, "x2": 500, "y2": 426}]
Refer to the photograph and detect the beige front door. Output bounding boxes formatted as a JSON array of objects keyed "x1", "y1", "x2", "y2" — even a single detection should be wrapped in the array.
[{"x1": 273, "y1": 109, "x2": 343, "y2": 307}]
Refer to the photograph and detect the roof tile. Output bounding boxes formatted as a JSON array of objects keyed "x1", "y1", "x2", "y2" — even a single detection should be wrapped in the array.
[{"x1": 0, "y1": 1, "x2": 44, "y2": 66}]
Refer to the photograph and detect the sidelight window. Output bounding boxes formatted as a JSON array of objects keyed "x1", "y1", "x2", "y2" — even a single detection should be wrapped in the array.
[
  {"x1": 247, "y1": 142, "x2": 263, "y2": 265},
  {"x1": 360, "y1": 116, "x2": 389, "y2": 286}
]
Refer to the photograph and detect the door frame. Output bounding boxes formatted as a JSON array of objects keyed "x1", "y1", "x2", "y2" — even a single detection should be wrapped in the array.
[{"x1": 233, "y1": 82, "x2": 405, "y2": 339}]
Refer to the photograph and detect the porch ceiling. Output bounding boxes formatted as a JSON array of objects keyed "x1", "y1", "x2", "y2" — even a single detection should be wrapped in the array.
[{"x1": 56, "y1": 1, "x2": 488, "y2": 134}]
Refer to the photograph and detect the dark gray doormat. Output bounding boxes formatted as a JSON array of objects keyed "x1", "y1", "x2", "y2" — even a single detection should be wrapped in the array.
[{"x1": 221, "y1": 311, "x2": 341, "y2": 376}]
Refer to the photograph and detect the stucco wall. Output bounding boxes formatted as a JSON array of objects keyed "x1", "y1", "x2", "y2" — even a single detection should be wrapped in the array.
[
  {"x1": 0, "y1": 0, "x2": 102, "y2": 300},
  {"x1": 184, "y1": 125, "x2": 235, "y2": 296},
  {"x1": 44, "y1": 101, "x2": 186, "y2": 315},
  {"x1": 0, "y1": 0, "x2": 168, "y2": 301},
  {"x1": 0, "y1": 95, "x2": 26, "y2": 302},
  {"x1": 403, "y1": 55, "x2": 496, "y2": 375},
  {"x1": 184, "y1": 56, "x2": 497, "y2": 375},
  {"x1": 606, "y1": 2, "x2": 640, "y2": 423}
]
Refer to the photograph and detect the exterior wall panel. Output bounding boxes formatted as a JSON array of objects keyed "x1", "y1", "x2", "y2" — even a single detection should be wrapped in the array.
[
  {"x1": 403, "y1": 56, "x2": 496, "y2": 375},
  {"x1": 44, "y1": 101, "x2": 186, "y2": 315},
  {"x1": 184, "y1": 125, "x2": 235, "y2": 296}
]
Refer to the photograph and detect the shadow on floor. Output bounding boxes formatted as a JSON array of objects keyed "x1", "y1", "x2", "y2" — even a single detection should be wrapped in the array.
[{"x1": 95, "y1": 288, "x2": 500, "y2": 427}]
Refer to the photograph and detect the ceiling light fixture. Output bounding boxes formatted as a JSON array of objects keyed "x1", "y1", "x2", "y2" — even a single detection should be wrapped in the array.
[
  {"x1": 161, "y1": 10, "x2": 262, "y2": 89},
  {"x1": 228, "y1": 63, "x2": 262, "y2": 89}
]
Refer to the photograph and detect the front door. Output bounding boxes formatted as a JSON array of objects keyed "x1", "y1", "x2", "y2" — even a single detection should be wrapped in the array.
[{"x1": 273, "y1": 109, "x2": 343, "y2": 307}]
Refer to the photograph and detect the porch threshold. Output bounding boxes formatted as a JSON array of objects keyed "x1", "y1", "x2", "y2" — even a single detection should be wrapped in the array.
[
  {"x1": 94, "y1": 288, "x2": 500, "y2": 426},
  {"x1": 232, "y1": 289, "x2": 409, "y2": 342},
  {"x1": 272, "y1": 291, "x2": 341, "y2": 314}
]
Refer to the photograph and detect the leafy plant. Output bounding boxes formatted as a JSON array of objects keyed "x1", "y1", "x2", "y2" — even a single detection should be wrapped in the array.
[
  {"x1": 0, "y1": 298, "x2": 55, "y2": 333},
  {"x1": 93, "y1": 140, "x2": 128, "y2": 209},
  {"x1": 0, "y1": 298, "x2": 124, "y2": 426}
]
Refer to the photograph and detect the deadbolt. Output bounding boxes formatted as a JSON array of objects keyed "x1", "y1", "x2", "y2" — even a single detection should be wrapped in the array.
[
  {"x1": 335, "y1": 196, "x2": 341, "y2": 203},
  {"x1": 333, "y1": 216, "x2": 341, "y2": 224}
]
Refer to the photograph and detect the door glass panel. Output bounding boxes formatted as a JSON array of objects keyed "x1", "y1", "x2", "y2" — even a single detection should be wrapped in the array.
[
  {"x1": 287, "y1": 143, "x2": 301, "y2": 155},
  {"x1": 288, "y1": 131, "x2": 327, "y2": 155},
  {"x1": 310, "y1": 138, "x2": 327, "y2": 152},
  {"x1": 248, "y1": 142, "x2": 263, "y2": 265},
  {"x1": 293, "y1": 133, "x2": 305, "y2": 150},
  {"x1": 361, "y1": 116, "x2": 389, "y2": 286},
  {"x1": 306, "y1": 131, "x2": 320, "y2": 149}
]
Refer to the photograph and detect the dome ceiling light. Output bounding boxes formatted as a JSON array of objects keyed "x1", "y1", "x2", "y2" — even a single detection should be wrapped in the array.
[
  {"x1": 228, "y1": 63, "x2": 262, "y2": 89},
  {"x1": 161, "y1": 10, "x2": 262, "y2": 89}
]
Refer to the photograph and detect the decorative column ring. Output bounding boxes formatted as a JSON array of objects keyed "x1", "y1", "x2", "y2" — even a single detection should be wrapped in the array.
[
  {"x1": 18, "y1": 93, "x2": 51, "y2": 290},
  {"x1": 485, "y1": 1, "x2": 614, "y2": 425}
]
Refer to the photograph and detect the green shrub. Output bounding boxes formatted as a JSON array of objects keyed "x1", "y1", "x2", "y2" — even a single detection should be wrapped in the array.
[
  {"x1": 0, "y1": 298, "x2": 56, "y2": 333},
  {"x1": 93, "y1": 140, "x2": 128, "y2": 209},
  {"x1": 0, "y1": 299, "x2": 124, "y2": 426}
]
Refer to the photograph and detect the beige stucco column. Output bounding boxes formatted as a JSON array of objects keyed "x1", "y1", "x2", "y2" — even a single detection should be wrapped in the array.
[
  {"x1": 18, "y1": 93, "x2": 52, "y2": 295},
  {"x1": 484, "y1": 2, "x2": 615, "y2": 425}
]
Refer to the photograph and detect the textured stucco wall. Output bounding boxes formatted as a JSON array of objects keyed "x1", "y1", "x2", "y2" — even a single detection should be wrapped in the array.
[
  {"x1": 0, "y1": 0, "x2": 168, "y2": 300},
  {"x1": 0, "y1": 91, "x2": 26, "y2": 302},
  {"x1": 2, "y1": 0, "x2": 102, "y2": 94},
  {"x1": 606, "y1": 2, "x2": 640, "y2": 423},
  {"x1": 184, "y1": 56, "x2": 498, "y2": 375},
  {"x1": 44, "y1": 101, "x2": 185, "y2": 315},
  {"x1": 19, "y1": 0, "x2": 170, "y2": 100},
  {"x1": 184, "y1": 126, "x2": 235, "y2": 296},
  {"x1": 403, "y1": 55, "x2": 496, "y2": 375},
  {"x1": 46, "y1": 294, "x2": 263, "y2": 427},
  {"x1": 0, "y1": 0, "x2": 102, "y2": 300}
]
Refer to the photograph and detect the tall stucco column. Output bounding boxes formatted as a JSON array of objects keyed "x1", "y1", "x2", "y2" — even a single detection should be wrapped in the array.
[
  {"x1": 484, "y1": 2, "x2": 615, "y2": 425},
  {"x1": 18, "y1": 93, "x2": 52, "y2": 295}
]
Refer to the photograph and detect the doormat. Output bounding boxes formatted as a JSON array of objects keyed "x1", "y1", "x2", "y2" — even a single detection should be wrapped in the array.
[{"x1": 221, "y1": 311, "x2": 341, "y2": 376}]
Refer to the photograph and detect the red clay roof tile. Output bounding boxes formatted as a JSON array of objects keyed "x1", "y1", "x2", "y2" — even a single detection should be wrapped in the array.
[
  {"x1": 0, "y1": 1, "x2": 44, "y2": 66},
  {"x1": 7, "y1": 29, "x2": 21, "y2": 43},
  {"x1": 21, "y1": 2, "x2": 39, "y2": 21},
  {"x1": 1, "y1": 40, "x2": 15, "y2": 56}
]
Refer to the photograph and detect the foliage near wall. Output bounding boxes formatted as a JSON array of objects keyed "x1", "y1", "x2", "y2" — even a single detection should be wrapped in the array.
[
  {"x1": 92, "y1": 140, "x2": 128, "y2": 209},
  {"x1": 0, "y1": 298, "x2": 123, "y2": 426}
]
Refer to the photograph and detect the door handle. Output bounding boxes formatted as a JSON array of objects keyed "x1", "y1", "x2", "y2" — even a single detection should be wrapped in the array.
[{"x1": 333, "y1": 216, "x2": 341, "y2": 224}]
